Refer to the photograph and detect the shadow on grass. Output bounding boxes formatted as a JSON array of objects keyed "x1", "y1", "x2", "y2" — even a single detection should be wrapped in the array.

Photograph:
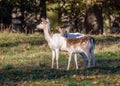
[
  {"x1": 94, "y1": 59, "x2": 120, "y2": 74},
  {"x1": 0, "y1": 59, "x2": 120, "y2": 85},
  {"x1": 96, "y1": 35, "x2": 120, "y2": 45},
  {"x1": 0, "y1": 39, "x2": 47, "y2": 47}
]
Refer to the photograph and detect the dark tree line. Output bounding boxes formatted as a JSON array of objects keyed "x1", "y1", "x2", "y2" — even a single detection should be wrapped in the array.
[
  {"x1": 0, "y1": 0, "x2": 120, "y2": 34},
  {"x1": 0, "y1": 0, "x2": 41, "y2": 33}
]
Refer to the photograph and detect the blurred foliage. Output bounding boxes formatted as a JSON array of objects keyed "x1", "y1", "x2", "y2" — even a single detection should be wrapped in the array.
[
  {"x1": 0, "y1": 0, "x2": 120, "y2": 33},
  {"x1": 46, "y1": 0, "x2": 120, "y2": 33}
]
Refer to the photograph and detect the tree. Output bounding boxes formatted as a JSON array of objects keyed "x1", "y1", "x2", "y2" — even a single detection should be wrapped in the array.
[
  {"x1": 39, "y1": 0, "x2": 47, "y2": 19},
  {"x1": 0, "y1": 0, "x2": 120, "y2": 34},
  {"x1": 0, "y1": 0, "x2": 13, "y2": 31},
  {"x1": 102, "y1": 0, "x2": 120, "y2": 33},
  {"x1": 84, "y1": 0, "x2": 103, "y2": 34},
  {"x1": 0, "y1": 0, "x2": 41, "y2": 33},
  {"x1": 56, "y1": 0, "x2": 85, "y2": 32}
]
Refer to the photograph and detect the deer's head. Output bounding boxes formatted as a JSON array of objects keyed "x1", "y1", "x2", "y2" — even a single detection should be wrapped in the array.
[{"x1": 36, "y1": 18, "x2": 50, "y2": 30}]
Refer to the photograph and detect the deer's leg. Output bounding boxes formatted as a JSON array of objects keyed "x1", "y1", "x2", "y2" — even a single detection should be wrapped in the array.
[
  {"x1": 91, "y1": 52, "x2": 96, "y2": 67},
  {"x1": 83, "y1": 57, "x2": 87, "y2": 69},
  {"x1": 81, "y1": 53, "x2": 87, "y2": 69},
  {"x1": 74, "y1": 53, "x2": 78, "y2": 70},
  {"x1": 67, "y1": 52, "x2": 72, "y2": 70},
  {"x1": 88, "y1": 57, "x2": 91, "y2": 68},
  {"x1": 55, "y1": 49, "x2": 59, "y2": 69},
  {"x1": 87, "y1": 52, "x2": 92, "y2": 68},
  {"x1": 51, "y1": 50, "x2": 55, "y2": 69},
  {"x1": 83, "y1": 51, "x2": 91, "y2": 68}
]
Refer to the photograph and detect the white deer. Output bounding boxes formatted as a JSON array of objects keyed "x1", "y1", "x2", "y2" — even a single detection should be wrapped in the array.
[{"x1": 36, "y1": 18, "x2": 96, "y2": 70}]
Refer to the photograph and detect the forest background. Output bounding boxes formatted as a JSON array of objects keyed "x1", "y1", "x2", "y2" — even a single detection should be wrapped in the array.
[{"x1": 0, "y1": 0, "x2": 120, "y2": 34}]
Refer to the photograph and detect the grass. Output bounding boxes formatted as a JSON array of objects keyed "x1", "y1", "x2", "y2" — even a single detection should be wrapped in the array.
[{"x1": 0, "y1": 33, "x2": 120, "y2": 86}]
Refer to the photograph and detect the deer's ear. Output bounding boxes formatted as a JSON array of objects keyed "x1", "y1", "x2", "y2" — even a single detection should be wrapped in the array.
[
  {"x1": 41, "y1": 18, "x2": 46, "y2": 22},
  {"x1": 41, "y1": 18, "x2": 48, "y2": 24}
]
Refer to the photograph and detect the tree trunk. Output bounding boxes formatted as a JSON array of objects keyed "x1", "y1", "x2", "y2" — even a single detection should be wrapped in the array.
[
  {"x1": 84, "y1": 0, "x2": 103, "y2": 34},
  {"x1": 39, "y1": 0, "x2": 47, "y2": 19}
]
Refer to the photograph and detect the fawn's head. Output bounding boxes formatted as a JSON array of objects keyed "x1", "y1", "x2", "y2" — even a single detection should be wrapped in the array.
[{"x1": 58, "y1": 26, "x2": 71, "y2": 37}]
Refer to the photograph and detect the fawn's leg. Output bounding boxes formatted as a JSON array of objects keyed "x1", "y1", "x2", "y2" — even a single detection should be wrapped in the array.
[
  {"x1": 51, "y1": 50, "x2": 55, "y2": 69},
  {"x1": 67, "y1": 52, "x2": 72, "y2": 70},
  {"x1": 74, "y1": 53, "x2": 78, "y2": 69}
]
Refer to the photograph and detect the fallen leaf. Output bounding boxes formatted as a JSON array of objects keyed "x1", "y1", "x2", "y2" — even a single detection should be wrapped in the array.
[
  {"x1": 51, "y1": 80, "x2": 55, "y2": 84},
  {"x1": 72, "y1": 74, "x2": 76, "y2": 78},
  {"x1": 0, "y1": 66, "x2": 3, "y2": 70},
  {"x1": 116, "y1": 78, "x2": 120, "y2": 83},
  {"x1": 93, "y1": 80, "x2": 98, "y2": 85},
  {"x1": 79, "y1": 76, "x2": 85, "y2": 80}
]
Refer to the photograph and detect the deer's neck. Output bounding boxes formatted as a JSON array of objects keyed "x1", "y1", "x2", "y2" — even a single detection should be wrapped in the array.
[{"x1": 43, "y1": 27, "x2": 52, "y2": 43}]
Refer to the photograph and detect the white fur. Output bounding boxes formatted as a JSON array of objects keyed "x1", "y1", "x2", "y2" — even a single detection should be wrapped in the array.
[
  {"x1": 58, "y1": 27, "x2": 85, "y2": 38},
  {"x1": 66, "y1": 33, "x2": 84, "y2": 38},
  {"x1": 37, "y1": 18, "x2": 96, "y2": 70},
  {"x1": 37, "y1": 18, "x2": 67, "y2": 69}
]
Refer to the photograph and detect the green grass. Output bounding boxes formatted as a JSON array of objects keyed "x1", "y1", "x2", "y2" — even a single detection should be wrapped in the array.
[
  {"x1": 0, "y1": 33, "x2": 120, "y2": 86},
  {"x1": 0, "y1": 32, "x2": 44, "y2": 47}
]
